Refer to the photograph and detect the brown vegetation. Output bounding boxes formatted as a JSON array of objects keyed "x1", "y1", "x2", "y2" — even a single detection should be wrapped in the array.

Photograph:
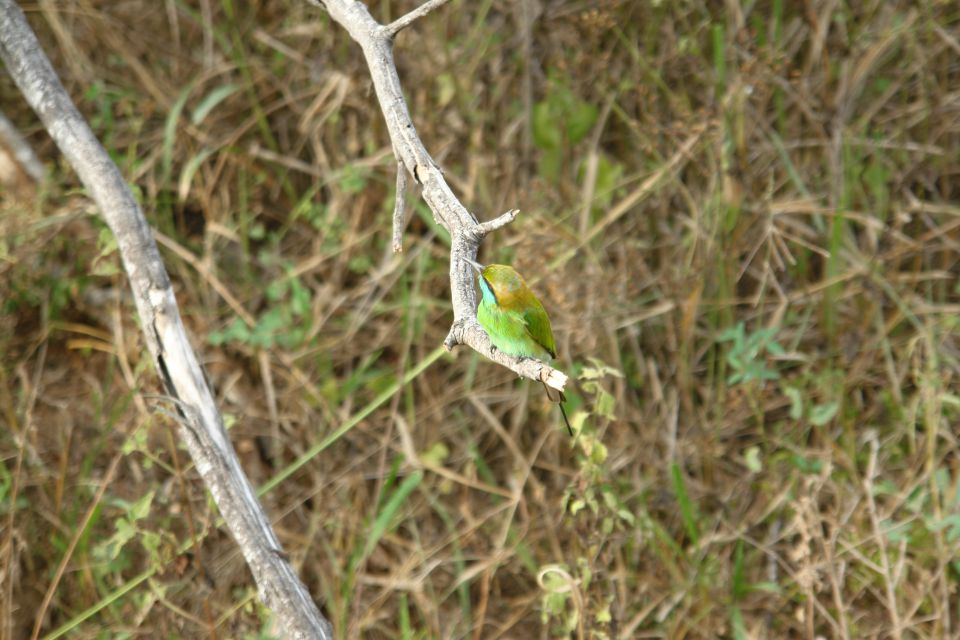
[{"x1": 2, "y1": 1, "x2": 959, "y2": 638}]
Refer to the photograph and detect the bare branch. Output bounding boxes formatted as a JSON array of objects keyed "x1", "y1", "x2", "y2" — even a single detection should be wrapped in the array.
[
  {"x1": 0, "y1": 3, "x2": 331, "y2": 637},
  {"x1": 386, "y1": 0, "x2": 453, "y2": 38},
  {"x1": 392, "y1": 161, "x2": 408, "y2": 252},
  {"x1": 476, "y1": 208, "x2": 520, "y2": 236},
  {"x1": 0, "y1": 110, "x2": 44, "y2": 183},
  {"x1": 444, "y1": 318, "x2": 569, "y2": 393},
  {"x1": 318, "y1": 0, "x2": 568, "y2": 394}
]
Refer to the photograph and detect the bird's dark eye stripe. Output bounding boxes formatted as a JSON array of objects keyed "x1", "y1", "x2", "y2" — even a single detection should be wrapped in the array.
[{"x1": 482, "y1": 276, "x2": 498, "y2": 305}]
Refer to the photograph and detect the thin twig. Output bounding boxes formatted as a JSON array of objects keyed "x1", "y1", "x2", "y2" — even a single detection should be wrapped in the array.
[
  {"x1": 475, "y1": 208, "x2": 519, "y2": 236},
  {"x1": 385, "y1": 0, "x2": 453, "y2": 37},
  {"x1": 392, "y1": 161, "x2": 408, "y2": 252},
  {"x1": 0, "y1": 110, "x2": 44, "y2": 183}
]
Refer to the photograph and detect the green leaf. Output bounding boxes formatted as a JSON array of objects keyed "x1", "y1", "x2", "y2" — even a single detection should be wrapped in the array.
[
  {"x1": 140, "y1": 530, "x2": 163, "y2": 567},
  {"x1": 101, "y1": 518, "x2": 136, "y2": 561},
  {"x1": 435, "y1": 73, "x2": 455, "y2": 108},
  {"x1": 595, "y1": 600, "x2": 612, "y2": 624},
  {"x1": 208, "y1": 317, "x2": 250, "y2": 346},
  {"x1": 579, "y1": 358, "x2": 624, "y2": 380},
  {"x1": 809, "y1": 401, "x2": 839, "y2": 426},
  {"x1": 419, "y1": 442, "x2": 449, "y2": 467},
  {"x1": 731, "y1": 538, "x2": 747, "y2": 599},
  {"x1": 266, "y1": 278, "x2": 288, "y2": 301},
  {"x1": 97, "y1": 226, "x2": 118, "y2": 257},
  {"x1": 162, "y1": 84, "x2": 194, "y2": 186},
  {"x1": 339, "y1": 164, "x2": 369, "y2": 194},
  {"x1": 927, "y1": 514, "x2": 960, "y2": 542},
  {"x1": 748, "y1": 581, "x2": 783, "y2": 594},
  {"x1": 121, "y1": 428, "x2": 148, "y2": 456},
  {"x1": 595, "y1": 388, "x2": 616, "y2": 419},
  {"x1": 538, "y1": 148, "x2": 563, "y2": 181},
  {"x1": 191, "y1": 83, "x2": 240, "y2": 125},
  {"x1": 730, "y1": 606, "x2": 748, "y2": 640},
  {"x1": 128, "y1": 490, "x2": 155, "y2": 521},
  {"x1": 589, "y1": 437, "x2": 609, "y2": 464},
  {"x1": 717, "y1": 322, "x2": 745, "y2": 343},
  {"x1": 399, "y1": 592, "x2": 412, "y2": 639},
  {"x1": 790, "y1": 454, "x2": 823, "y2": 474},
  {"x1": 91, "y1": 259, "x2": 121, "y2": 277},
  {"x1": 288, "y1": 277, "x2": 311, "y2": 317},
  {"x1": 671, "y1": 463, "x2": 700, "y2": 545},
  {"x1": 765, "y1": 339, "x2": 786, "y2": 357},
  {"x1": 252, "y1": 308, "x2": 286, "y2": 348},
  {"x1": 884, "y1": 518, "x2": 913, "y2": 543},
  {"x1": 570, "y1": 410, "x2": 588, "y2": 434},
  {"x1": 362, "y1": 471, "x2": 423, "y2": 560},
  {"x1": 178, "y1": 148, "x2": 215, "y2": 201},
  {"x1": 601, "y1": 516, "x2": 614, "y2": 534},
  {"x1": 349, "y1": 254, "x2": 372, "y2": 273},
  {"x1": 784, "y1": 386, "x2": 803, "y2": 420},
  {"x1": 566, "y1": 102, "x2": 598, "y2": 144},
  {"x1": 532, "y1": 102, "x2": 561, "y2": 150},
  {"x1": 592, "y1": 154, "x2": 624, "y2": 209}
]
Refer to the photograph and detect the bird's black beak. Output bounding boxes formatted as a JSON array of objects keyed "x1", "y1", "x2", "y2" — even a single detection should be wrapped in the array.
[{"x1": 463, "y1": 257, "x2": 484, "y2": 274}]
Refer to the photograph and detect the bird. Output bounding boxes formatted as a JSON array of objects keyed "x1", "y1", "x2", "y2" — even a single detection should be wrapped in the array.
[{"x1": 463, "y1": 257, "x2": 572, "y2": 436}]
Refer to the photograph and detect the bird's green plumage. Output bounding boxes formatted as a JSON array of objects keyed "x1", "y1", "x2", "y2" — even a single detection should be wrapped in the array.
[
  {"x1": 474, "y1": 264, "x2": 557, "y2": 362},
  {"x1": 467, "y1": 259, "x2": 572, "y2": 436}
]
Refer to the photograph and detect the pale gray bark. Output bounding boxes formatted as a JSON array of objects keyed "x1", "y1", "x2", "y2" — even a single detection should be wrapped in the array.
[
  {"x1": 315, "y1": 0, "x2": 569, "y2": 394},
  {"x1": 0, "y1": 110, "x2": 44, "y2": 183},
  {"x1": 0, "y1": 2, "x2": 331, "y2": 637}
]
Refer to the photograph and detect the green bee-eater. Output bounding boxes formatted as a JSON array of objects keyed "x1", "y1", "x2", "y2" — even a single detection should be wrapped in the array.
[{"x1": 464, "y1": 257, "x2": 572, "y2": 435}]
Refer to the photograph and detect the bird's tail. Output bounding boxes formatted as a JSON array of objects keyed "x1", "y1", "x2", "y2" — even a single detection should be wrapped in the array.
[
  {"x1": 557, "y1": 402, "x2": 573, "y2": 437},
  {"x1": 541, "y1": 382, "x2": 573, "y2": 437}
]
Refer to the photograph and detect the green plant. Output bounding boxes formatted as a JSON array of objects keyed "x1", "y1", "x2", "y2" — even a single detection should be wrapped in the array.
[
  {"x1": 545, "y1": 360, "x2": 629, "y2": 638},
  {"x1": 209, "y1": 269, "x2": 312, "y2": 349},
  {"x1": 717, "y1": 321, "x2": 785, "y2": 385},
  {"x1": 532, "y1": 75, "x2": 599, "y2": 181},
  {"x1": 92, "y1": 490, "x2": 169, "y2": 575}
]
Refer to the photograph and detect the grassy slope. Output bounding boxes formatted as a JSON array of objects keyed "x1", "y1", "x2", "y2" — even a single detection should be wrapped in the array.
[{"x1": 1, "y1": 1, "x2": 959, "y2": 638}]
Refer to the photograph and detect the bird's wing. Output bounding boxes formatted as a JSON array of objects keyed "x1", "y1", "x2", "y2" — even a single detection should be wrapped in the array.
[{"x1": 522, "y1": 298, "x2": 558, "y2": 360}]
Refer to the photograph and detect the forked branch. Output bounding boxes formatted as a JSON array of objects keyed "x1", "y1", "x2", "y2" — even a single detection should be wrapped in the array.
[
  {"x1": 314, "y1": 0, "x2": 568, "y2": 394},
  {"x1": 385, "y1": 0, "x2": 453, "y2": 37}
]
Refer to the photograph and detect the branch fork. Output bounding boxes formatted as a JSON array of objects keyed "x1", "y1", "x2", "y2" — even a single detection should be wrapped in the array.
[{"x1": 319, "y1": 0, "x2": 567, "y2": 394}]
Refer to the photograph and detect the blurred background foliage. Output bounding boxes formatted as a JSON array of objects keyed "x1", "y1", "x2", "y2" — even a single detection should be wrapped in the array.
[{"x1": 1, "y1": 0, "x2": 959, "y2": 638}]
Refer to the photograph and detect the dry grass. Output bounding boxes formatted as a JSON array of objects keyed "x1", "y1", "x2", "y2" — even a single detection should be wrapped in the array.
[{"x1": 2, "y1": 1, "x2": 960, "y2": 638}]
